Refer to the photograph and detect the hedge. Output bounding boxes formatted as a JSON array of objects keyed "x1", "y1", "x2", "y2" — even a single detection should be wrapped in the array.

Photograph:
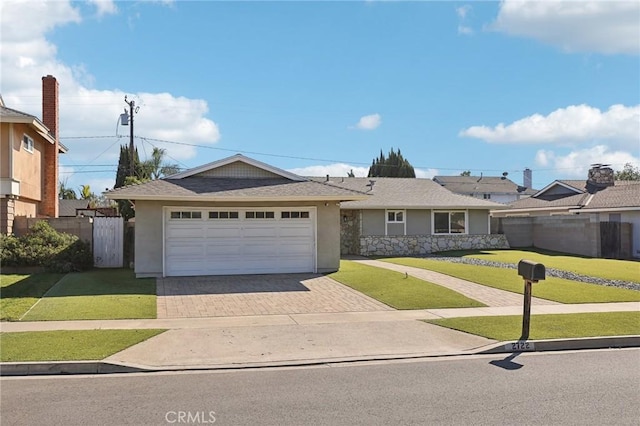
[{"x1": 1, "y1": 221, "x2": 93, "y2": 272}]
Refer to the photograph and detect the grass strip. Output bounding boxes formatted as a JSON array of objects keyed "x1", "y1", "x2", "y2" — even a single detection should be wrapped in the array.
[
  {"x1": 22, "y1": 269, "x2": 156, "y2": 321},
  {"x1": 426, "y1": 311, "x2": 640, "y2": 341},
  {"x1": 329, "y1": 260, "x2": 485, "y2": 309},
  {"x1": 1, "y1": 273, "x2": 65, "y2": 321},
  {"x1": 0, "y1": 329, "x2": 166, "y2": 362},
  {"x1": 436, "y1": 248, "x2": 640, "y2": 283},
  {"x1": 383, "y1": 258, "x2": 640, "y2": 304}
]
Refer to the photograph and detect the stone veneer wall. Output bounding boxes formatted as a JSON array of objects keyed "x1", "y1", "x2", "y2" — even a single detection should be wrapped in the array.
[
  {"x1": 359, "y1": 234, "x2": 510, "y2": 256},
  {"x1": 340, "y1": 209, "x2": 360, "y2": 255}
]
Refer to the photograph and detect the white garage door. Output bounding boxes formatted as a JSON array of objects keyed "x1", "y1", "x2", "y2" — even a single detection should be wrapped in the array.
[{"x1": 164, "y1": 208, "x2": 316, "y2": 276}]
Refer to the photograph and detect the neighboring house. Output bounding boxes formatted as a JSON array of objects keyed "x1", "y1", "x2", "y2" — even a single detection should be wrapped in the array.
[
  {"x1": 105, "y1": 154, "x2": 367, "y2": 278},
  {"x1": 0, "y1": 75, "x2": 66, "y2": 234},
  {"x1": 433, "y1": 170, "x2": 536, "y2": 204},
  {"x1": 59, "y1": 199, "x2": 118, "y2": 218},
  {"x1": 311, "y1": 176, "x2": 510, "y2": 256},
  {"x1": 492, "y1": 164, "x2": 640, "y2": 259}
]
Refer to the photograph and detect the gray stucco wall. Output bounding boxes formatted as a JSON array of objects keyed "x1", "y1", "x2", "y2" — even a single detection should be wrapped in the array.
[
  {"x1": 468, "y1": 209, "x2": 489, "y2": 234},
  {"x1": 133, "y1": 200, "x2": 340, "y2": 277},
  {"x1": 387, "y1": 222, "x2": 404, "y2": 236},
  {"x1": 362, "y1": 210, "x2": 384, "y2": 236},
  {"x1": 407, "y1": 209, "x2": 430, "y2": 235}
]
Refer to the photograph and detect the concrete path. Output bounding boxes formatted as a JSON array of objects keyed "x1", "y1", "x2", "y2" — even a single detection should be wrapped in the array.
[{"x1": 350, "y1": 258, "x2": 560, "y2": 307}]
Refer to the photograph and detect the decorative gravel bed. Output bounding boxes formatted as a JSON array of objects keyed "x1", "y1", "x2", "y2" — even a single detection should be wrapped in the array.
[{"x1": 425, "y1": 256, "x2": 640, "y2": 291}]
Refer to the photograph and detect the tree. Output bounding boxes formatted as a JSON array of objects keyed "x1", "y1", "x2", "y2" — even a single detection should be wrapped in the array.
[
  {"x1": 114, "y1": 145, "x2": 147, "y2": 221},
  {"x1": 79, "y1": 184, "x2": 96, "y2": 200},
  {"x1": 59, "y1": 180, "x2": 77, "y2": 199},
  {"x1": 367, "y1": 148, "x2": 416, "y2": 178},
  {"x1": 460, "y1": 170, "x2": 471, "y2": 176},
  {"x1": 141, "y1": 147, "x2": 180, "y2": 180},
  {"x1": 615, "y1": 163, "x2": 640, "y2": 181}
]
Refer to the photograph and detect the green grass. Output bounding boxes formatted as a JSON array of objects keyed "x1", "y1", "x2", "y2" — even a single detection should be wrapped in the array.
[
  {"x1": 382, "y1": 258, "x2": 640, "y2": 304},
  {"x1": 1, "y1": 273, "x2": 65, "y2": 321},
  {"x1": 0, "y1": 329, "x2": 166, "y2": 362},
  {"x1": 436, "y1": 248, "x2": 640, "y2": 283},
  {"x1": 329, "y1": 260, "x2": 485, "y2": 309},
  {"x1": 21, "y1": 269, "x2": 156, "y2": 321},
  {"x1": 427, "y1": 311, "x2": 640, "y2": 341}
]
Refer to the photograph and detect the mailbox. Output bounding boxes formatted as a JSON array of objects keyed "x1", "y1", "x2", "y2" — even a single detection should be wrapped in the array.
[{"x1": 517, "y1": 260, "x2": 545, "y2": 282}]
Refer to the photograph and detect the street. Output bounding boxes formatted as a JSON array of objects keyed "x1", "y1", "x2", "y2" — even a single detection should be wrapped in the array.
[{"x1": 2, "y1": 349, "x2": 639, "y2": 425}]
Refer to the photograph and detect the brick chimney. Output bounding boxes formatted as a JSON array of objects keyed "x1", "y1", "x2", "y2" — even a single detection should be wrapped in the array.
[
  {"x1": 587, "y1": 164, "x2": 615, "y2": 190},
  {"x1": 42, "y1": 75, "x2": 59, "y2": 217}
]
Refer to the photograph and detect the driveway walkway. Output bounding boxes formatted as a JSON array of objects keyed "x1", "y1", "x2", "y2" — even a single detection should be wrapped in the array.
[
  {"x1": 156, "y1": 274, "x2": 392, "y2": 318},
  {"x1": 349, "y1": 258, "x2": 560, "y2": 307}
]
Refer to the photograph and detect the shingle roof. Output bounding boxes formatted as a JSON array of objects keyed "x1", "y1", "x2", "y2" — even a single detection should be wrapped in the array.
[
  {"x1": 433, "y1": 175, "x2": 537, "y2": 195},
  {"x1": 0, "y1": 105, "x2": 36, "y2": 120},
  {"x1": 106, "y1": 177, "x2": 368, "y2": 201},
  {"x1": 311, "y1": 177, "x2": 507, "y2": 209},
  {"x1": 506, "y1": 180, "x2": 639, "y2": 211},
  {"x1": 58, "y1": 199, "x2": 91, "y2": 217}
]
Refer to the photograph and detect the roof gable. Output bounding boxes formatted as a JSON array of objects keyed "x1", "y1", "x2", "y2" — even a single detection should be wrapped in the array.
[
  {"x1": 534, "y1": 180, "x2": 584, "y2": 198},
  {"x1": 169, "y1": 154, "x2": 306, "y2": 181},
  {"x1": 433, "y1": 175, "x2": 536, "y2": 195}
]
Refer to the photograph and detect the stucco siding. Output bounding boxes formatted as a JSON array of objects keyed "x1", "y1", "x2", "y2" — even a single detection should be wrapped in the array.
[
  {"x1": 0, "y1": 126, "x2": 10, "y2": 177},
  {"x1": 407, "y1": 209, "x2": 430, "y2": 235},
  {"x1": 133, "y1": 200, "x2": 341, "y2": 277},
  {"x1": 11, "y1": 123, "x2": 44, "y2": 202},
  {"x1": 468, "y1": 209, "x2": 489, "y2": 234},
  {"x1": 362, "y1": 210, "x2": 384, "y2": 236}
]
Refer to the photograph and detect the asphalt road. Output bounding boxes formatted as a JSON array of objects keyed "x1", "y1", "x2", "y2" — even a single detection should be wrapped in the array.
[{"x1": 2, "y1": 349, "x2": 639, "y2": 426}]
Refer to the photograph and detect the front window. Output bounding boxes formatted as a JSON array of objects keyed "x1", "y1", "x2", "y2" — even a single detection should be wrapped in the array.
[
  {"x1": 387, "y1": 210, "x2": 404, "y2": 223},
  {"x1": 434, "y1": 211, "x2": 466, "y2": 234}
]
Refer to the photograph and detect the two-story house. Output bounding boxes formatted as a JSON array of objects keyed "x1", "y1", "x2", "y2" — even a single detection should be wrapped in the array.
[{"x1": 0, "y1": 75, "x2": 66, "y2": 234}]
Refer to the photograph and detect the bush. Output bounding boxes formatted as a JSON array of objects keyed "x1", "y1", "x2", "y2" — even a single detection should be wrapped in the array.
[{"x1": 0, "y1": 221, "x2": 93, "y2": 272}]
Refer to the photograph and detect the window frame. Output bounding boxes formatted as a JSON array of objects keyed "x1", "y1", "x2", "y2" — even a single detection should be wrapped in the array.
[
  {"x1": 432, "y1": 210, "x2": 468, "y2": 235},
  {"x1": 23, "y1": 134, "x2": 34, "y2": 153}
]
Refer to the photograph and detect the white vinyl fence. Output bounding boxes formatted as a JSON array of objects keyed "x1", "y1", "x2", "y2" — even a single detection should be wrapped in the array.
[{"x1": 93, "y1": 217, "x2": 124, "y2": 268}]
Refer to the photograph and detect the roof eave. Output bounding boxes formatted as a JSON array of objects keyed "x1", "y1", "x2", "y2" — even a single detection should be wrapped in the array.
[{"x1": 105, "y1": 194, "x2": 369, "y2": 202}]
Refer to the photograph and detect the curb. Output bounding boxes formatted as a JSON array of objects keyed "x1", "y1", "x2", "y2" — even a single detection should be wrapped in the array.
[
  {"x1": 478, "y1": 335, "x2": 640, "y2": 354},
  {"x1": 2, "y1": 336, "x2": 638, "y2": 377}
]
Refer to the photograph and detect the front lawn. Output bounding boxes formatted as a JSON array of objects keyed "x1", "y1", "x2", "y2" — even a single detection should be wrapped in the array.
[
  {"x1": 426, "y1": 311, "x2": 640, "y2": 341},
  {"x1": 21, "y1": 269, "x2": 156, "y2": 321},
  {"x1": 0, "y1": 329, "x2": 165, "y2": 362},
  {"x1": 382, "y1": 258, "x2": 640, "y2": 304},
  {"x1": 1, "y1": 273, "x2": 64, "y2": 321},
  {"x1": 329, "y1": 260, "x2": 485, "y2": 309},
  {"x1": 436, "y1": 248, "x2": 640, "y2": 283}
]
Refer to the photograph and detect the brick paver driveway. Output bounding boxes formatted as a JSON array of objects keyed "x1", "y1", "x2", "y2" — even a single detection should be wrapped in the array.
[{"x1": 157, "y1": 274, "x2": 393, "y2": 318}]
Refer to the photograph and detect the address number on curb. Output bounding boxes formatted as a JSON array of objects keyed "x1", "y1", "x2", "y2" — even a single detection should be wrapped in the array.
[{"x1": 505, "y1": 341, "x2": 535, "y2": 351}]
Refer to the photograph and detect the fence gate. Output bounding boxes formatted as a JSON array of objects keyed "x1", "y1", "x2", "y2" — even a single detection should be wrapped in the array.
[
  {"x1": 600, "y1": 221, "x2": 621, "y2": 259},
  {"x1": 93, "y1": 217, "x2": 124, "y2": 268}
]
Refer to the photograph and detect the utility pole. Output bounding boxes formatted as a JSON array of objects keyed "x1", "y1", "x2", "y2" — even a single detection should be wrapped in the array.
[{"x1": 124, "y1": 96, "x2": 135, "y2": 177}]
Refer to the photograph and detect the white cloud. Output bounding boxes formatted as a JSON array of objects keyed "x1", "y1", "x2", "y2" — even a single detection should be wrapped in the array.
[
  {"x1": 351, "y1": 113, "x2": 382, "y2": 130},
  {"x1": 288, "y1": 164, "x2": 370, "y2": 178},
  {"x1": 287, "y1": 164, "x2": 438, "y2": 179},
  {"x1": 456, "y1": 5, "x2": 471, "y2": 19},
  {"x1": 0, "y1": 0, "x2": 220, "y2": 190},
  {"x1": 535, "y1": 145, "x2": 640, "y2": 178},
  {"x1": 456, "y1": 5, "x2": 474, "y2": 35},
  {"x1": 491, "y1": 0, "x2": 640, "y2": 55},
  {"x1": 87, "y1": 0, "x2": 118, "y2": 17},
  {"x1": 460, "y1": 104, "x2": 640, "y2": 150}
]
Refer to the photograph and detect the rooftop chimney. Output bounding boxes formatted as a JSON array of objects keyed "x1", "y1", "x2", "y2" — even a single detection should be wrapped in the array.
[
  {"x1": 41, "y1": 75, "x2": 59, "y2": 218},
  {"x1": 523, "y1": 168, "x2": 532, "y2": 188},
  {"x1": 587, "y1": 163, "x2": 615, "y2": 190}
]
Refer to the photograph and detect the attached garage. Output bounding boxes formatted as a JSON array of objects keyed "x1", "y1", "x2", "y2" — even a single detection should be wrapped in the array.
[
  {"x1": 164, "y1": 207, "x2": 316, "y2": 276},
  {"x1": 106, "y1": 154, "x2": 367, "y2": 278}
]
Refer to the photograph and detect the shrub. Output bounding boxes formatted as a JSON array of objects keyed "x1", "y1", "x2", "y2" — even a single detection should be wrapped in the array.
[{"x1": 0, "y1": 221, "x2": 93, "y2": 272}]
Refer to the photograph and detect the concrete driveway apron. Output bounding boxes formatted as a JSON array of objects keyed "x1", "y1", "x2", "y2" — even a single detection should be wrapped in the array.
[{"x1": 156, "y1": 274, "x2": 393, "y2": 318}]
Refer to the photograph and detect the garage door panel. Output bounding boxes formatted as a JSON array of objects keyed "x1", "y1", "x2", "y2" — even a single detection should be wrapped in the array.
[{"x1": 165, "y1": 209, "x2": 315, "y2": 276}]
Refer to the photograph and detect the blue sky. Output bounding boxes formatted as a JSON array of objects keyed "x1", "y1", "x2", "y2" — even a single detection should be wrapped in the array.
[{"x1": 1, "y1": 0, "x2": 638, "y2": 195}]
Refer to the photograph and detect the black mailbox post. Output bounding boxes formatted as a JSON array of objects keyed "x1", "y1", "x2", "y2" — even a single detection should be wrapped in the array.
[{"x1": 517, "y1": 260, "x2": 546, "y2": 340}]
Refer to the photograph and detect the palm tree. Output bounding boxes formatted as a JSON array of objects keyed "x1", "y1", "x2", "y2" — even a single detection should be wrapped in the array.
[
  {"x1": 142, "y1": 147, "x2": 180, "y2": 180},
  {"x1": 79, "y1": 184, "x2": 96, "y2": 200},
  {"x1": 59, "y1": 181, "x2": 77, "y2": 199}
]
